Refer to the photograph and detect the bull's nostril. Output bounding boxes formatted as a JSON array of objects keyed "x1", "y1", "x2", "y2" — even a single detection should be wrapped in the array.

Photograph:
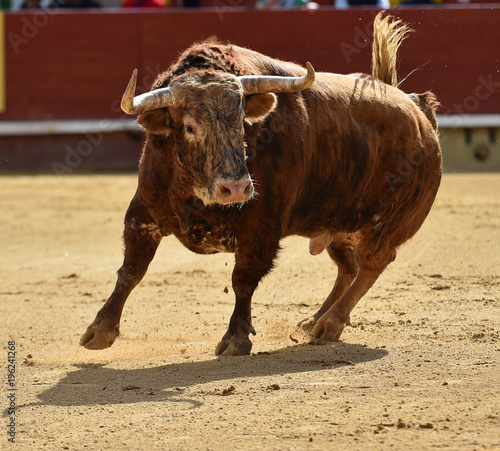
[
  {"x1": 217, "y1": 179, "x2": 253, "y2": 203},
  {"x1": 220, "y1": 186, "x2": 232, "y2": 198}
]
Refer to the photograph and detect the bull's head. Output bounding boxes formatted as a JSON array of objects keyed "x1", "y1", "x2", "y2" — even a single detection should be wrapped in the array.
[{"x1": 121, "y1": 64, "x2": 315, "y2": 205}]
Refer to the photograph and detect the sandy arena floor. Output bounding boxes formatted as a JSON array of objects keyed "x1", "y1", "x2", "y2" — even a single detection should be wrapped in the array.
[{"x1": 1, "y1": 173, "x2": 499, "y2": 450}]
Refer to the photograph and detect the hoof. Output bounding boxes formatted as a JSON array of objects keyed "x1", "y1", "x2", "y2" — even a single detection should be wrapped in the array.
[
  {"x1": 311, "y1": 315, "x2": 350, "y2": 342},
  {"x1": 79, "y1": 322, "x2": 119, "y2": 350},
  {"x1": 215, "y1": 335, "x2": 253, "y2": 356},
  {"x1": 296, "y1": 315, "x2": 319, "y2": 333}
]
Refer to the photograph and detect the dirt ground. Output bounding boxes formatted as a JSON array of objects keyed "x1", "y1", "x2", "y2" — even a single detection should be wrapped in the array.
[{"x1": 1, "y1": 173, "x2": 499, "y2": 450}]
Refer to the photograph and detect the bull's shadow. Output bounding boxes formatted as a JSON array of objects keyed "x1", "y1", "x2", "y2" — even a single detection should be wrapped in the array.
[{"x1": 21, "y1": 342, "x2": 387, "y2": 411}]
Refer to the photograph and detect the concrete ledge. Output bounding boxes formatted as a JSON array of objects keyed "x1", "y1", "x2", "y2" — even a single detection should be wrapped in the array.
[
  {"x1": 437, "y1": 115, "x2": 500, "y2": 128},
  {"x1": 1, "y1": 116, "x2": 500, "y2": 137}
]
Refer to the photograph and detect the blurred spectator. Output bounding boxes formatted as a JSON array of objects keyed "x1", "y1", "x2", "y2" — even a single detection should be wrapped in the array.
[
  {"x1": 123, "y1": 0, "x2": 169, "y2": 7},
  {"x1": 182, "y1": 0, "x2": 199, "y2": 6},
  {"x1": 335, "y1": 0, "x2": 389, "y2": 7},
  {"x1": 57, "y1": 0, "x2": 102, "y2": 7},
  {"x1": 8, "y1": 0, "x2": 56, "y2": 8},
  {"x1": 20, "y1": 0, "x2": 57, "y2": 7},
  {"x1": 21, "y1": 0, "x2": 42, "y2": 7},
  {"x1": 394, "y1": 0, "x2": 442, "y2": 5},
  {"x1": 257, "y1": 0, "x2": 310, "y2": 9}
]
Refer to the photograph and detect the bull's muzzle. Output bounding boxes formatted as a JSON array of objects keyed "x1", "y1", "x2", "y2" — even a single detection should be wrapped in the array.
[{"x1": 215, "y1": 177, "x2": 254, "y2": 204}]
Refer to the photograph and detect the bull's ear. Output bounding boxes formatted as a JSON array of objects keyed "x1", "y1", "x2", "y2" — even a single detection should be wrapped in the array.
[
  {"x1": 244, "y1": 93, "x2": 277, "y2": 124},
  {"x1": 137, "y1": 109, "x2": 172, "y2": 135}
]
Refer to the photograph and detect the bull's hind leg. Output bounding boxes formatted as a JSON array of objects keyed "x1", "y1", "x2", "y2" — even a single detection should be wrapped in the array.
[
  {"x1": 298, "y1": 235, "x2": 359, "y2": 332},
  {"x1": 80, "y1": 194, "x2": 163, "y2": 350},
  {"x1": 311, "y1": 248, "x2": 396, "y2": 342}
]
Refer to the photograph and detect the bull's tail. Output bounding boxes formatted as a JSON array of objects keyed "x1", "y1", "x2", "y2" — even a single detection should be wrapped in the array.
[
  {"x1": 372, "y1": 12, "x2": 439, "y2": 130},
  {"x1": 371, "y1": 11, "x2": 411, "y2": 87}
]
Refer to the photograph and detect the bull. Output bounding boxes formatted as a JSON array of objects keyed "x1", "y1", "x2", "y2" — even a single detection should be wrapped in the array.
[{"x1": 80, "y1": 12, "x2": 442, "y2": 356}]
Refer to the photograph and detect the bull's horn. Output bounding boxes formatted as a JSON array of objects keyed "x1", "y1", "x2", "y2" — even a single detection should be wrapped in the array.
[
  {"x1": 239, "y1": 62, "x2": 315, "y2": 95},
  {"x1": 120, "y1": 69, "x2": 175, "y2": 115}
]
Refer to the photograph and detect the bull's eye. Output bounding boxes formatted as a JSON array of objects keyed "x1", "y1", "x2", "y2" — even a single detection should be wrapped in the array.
[{"x1": 185, "y1": 126, "x2": 195, "y2": 134}]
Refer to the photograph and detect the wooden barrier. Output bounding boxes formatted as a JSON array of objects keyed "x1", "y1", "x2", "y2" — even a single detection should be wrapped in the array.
[
  {"x1": 1, "y1": 7, "x2": 499, "y2": 120},
  {"x1": 0, "y1": 13, "x2": 5, "y2": 113},
  {"x1": 0, "y1": 7, "x2": 498, "y2": 172}
]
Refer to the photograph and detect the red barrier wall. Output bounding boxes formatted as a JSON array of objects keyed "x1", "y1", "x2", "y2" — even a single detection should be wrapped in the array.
[{"x1": 1, "y1": 6, "x2": 499, "y2": 121}]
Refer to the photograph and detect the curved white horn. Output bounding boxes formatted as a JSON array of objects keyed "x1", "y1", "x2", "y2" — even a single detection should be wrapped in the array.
[
  {"x1": 238, "y1": 62, "x2": 315, "y2": 95},
  {"x1": 121, "y1": 69, "x2": 175, "y2": 115}
]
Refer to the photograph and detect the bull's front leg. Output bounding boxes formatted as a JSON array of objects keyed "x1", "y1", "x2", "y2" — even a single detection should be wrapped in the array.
[
  {"x1": 80, "y1": 194, "x2": 163, "y2": 350},
  {"x1": 215, "y1": 240, "x2": 279, "y2": 356}
]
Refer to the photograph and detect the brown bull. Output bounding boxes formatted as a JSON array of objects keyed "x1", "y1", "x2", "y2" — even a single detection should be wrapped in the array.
[{"x1": 80, "y1": 13, "x2": 442, "y2": 356}]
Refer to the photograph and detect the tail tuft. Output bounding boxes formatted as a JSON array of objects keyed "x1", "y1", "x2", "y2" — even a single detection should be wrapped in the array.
[{"x1": 372, "y1": 11, "x2": 412, "y2": 87}]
